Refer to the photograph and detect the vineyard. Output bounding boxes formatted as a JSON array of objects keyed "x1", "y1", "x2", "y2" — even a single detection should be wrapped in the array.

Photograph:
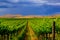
[{"x1": 0, "y1": 18, "x2": 60, "y2": 40}]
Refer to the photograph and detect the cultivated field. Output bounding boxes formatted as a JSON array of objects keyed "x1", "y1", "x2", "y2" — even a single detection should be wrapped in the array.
[{"x1": 0, "y1": 18, "x2": 60, "y2": 40}]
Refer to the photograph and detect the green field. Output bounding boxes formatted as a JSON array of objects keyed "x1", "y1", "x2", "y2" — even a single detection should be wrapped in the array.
[{"x1": 0, "y1": 18, "x2": 60, "y2": 40}]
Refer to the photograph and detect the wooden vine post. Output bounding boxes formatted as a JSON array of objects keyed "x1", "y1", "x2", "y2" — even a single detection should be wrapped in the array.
[{"x1": 52, "y1": 21, "x2": 55, "y2": 40}]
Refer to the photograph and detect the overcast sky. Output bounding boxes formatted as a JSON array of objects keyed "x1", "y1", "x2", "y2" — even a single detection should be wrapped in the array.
[{"x1": 0, "y1": 0, "x2": 60, "y2": 15}]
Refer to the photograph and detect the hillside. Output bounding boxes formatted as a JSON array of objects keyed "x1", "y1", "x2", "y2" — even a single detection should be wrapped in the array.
[{"x1": 0, "y1": 14, "x2": 60, "y2": 18}]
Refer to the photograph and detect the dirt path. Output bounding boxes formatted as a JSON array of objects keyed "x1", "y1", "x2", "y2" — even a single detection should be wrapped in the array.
[{"x1": 26, "y1": 21, "x2": 38, "y2": 40}]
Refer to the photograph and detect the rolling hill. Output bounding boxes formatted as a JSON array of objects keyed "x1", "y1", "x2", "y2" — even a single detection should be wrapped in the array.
[{"x1": 0, "y1": 14, "x2": 60, "y2": 18}]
